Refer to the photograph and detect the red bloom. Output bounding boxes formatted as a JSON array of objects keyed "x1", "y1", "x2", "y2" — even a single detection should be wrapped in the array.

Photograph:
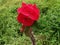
[{"x1": 17, "y1": 2, "x2": 40, "y2": 26}]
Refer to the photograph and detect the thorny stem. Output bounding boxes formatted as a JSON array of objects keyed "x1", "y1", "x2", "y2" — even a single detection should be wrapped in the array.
[
  {"x1": 24, "y1": 27, "x2": 36, "y2": 45},
  {"x1": 30, "y1": 30, "x2": 36, "y2": 45}
]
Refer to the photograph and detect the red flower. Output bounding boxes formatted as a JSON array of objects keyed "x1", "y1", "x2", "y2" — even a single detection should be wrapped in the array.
[{"x1": 17, "y1": 2, "x2": 40, "y2": 26}]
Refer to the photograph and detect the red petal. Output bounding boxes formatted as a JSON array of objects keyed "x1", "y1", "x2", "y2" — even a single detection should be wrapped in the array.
[
  {"x1": 33, "y1": 4, "x2": 40, "y2": 15},
  {"x1": 17, "y1": 8, "x2": 22, "y2": 14},
  {"x1": 22, "y1": 2, "x2": 26, "y2": 7}
]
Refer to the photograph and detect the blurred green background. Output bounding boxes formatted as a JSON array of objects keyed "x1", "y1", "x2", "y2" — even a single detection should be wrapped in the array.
[{"x1": 0, "y1": 0, "x2": 60, "y2": 45}]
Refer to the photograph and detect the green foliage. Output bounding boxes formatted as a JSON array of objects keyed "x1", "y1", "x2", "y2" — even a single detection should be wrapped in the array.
[{"x1": 0, "y1": 0, "x2": 60, "y2": 45}]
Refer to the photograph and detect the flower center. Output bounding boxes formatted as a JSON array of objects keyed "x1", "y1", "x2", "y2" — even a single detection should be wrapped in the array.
[{"x1": 24, "y1": 18, "x2": 28, "y2": 20}]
